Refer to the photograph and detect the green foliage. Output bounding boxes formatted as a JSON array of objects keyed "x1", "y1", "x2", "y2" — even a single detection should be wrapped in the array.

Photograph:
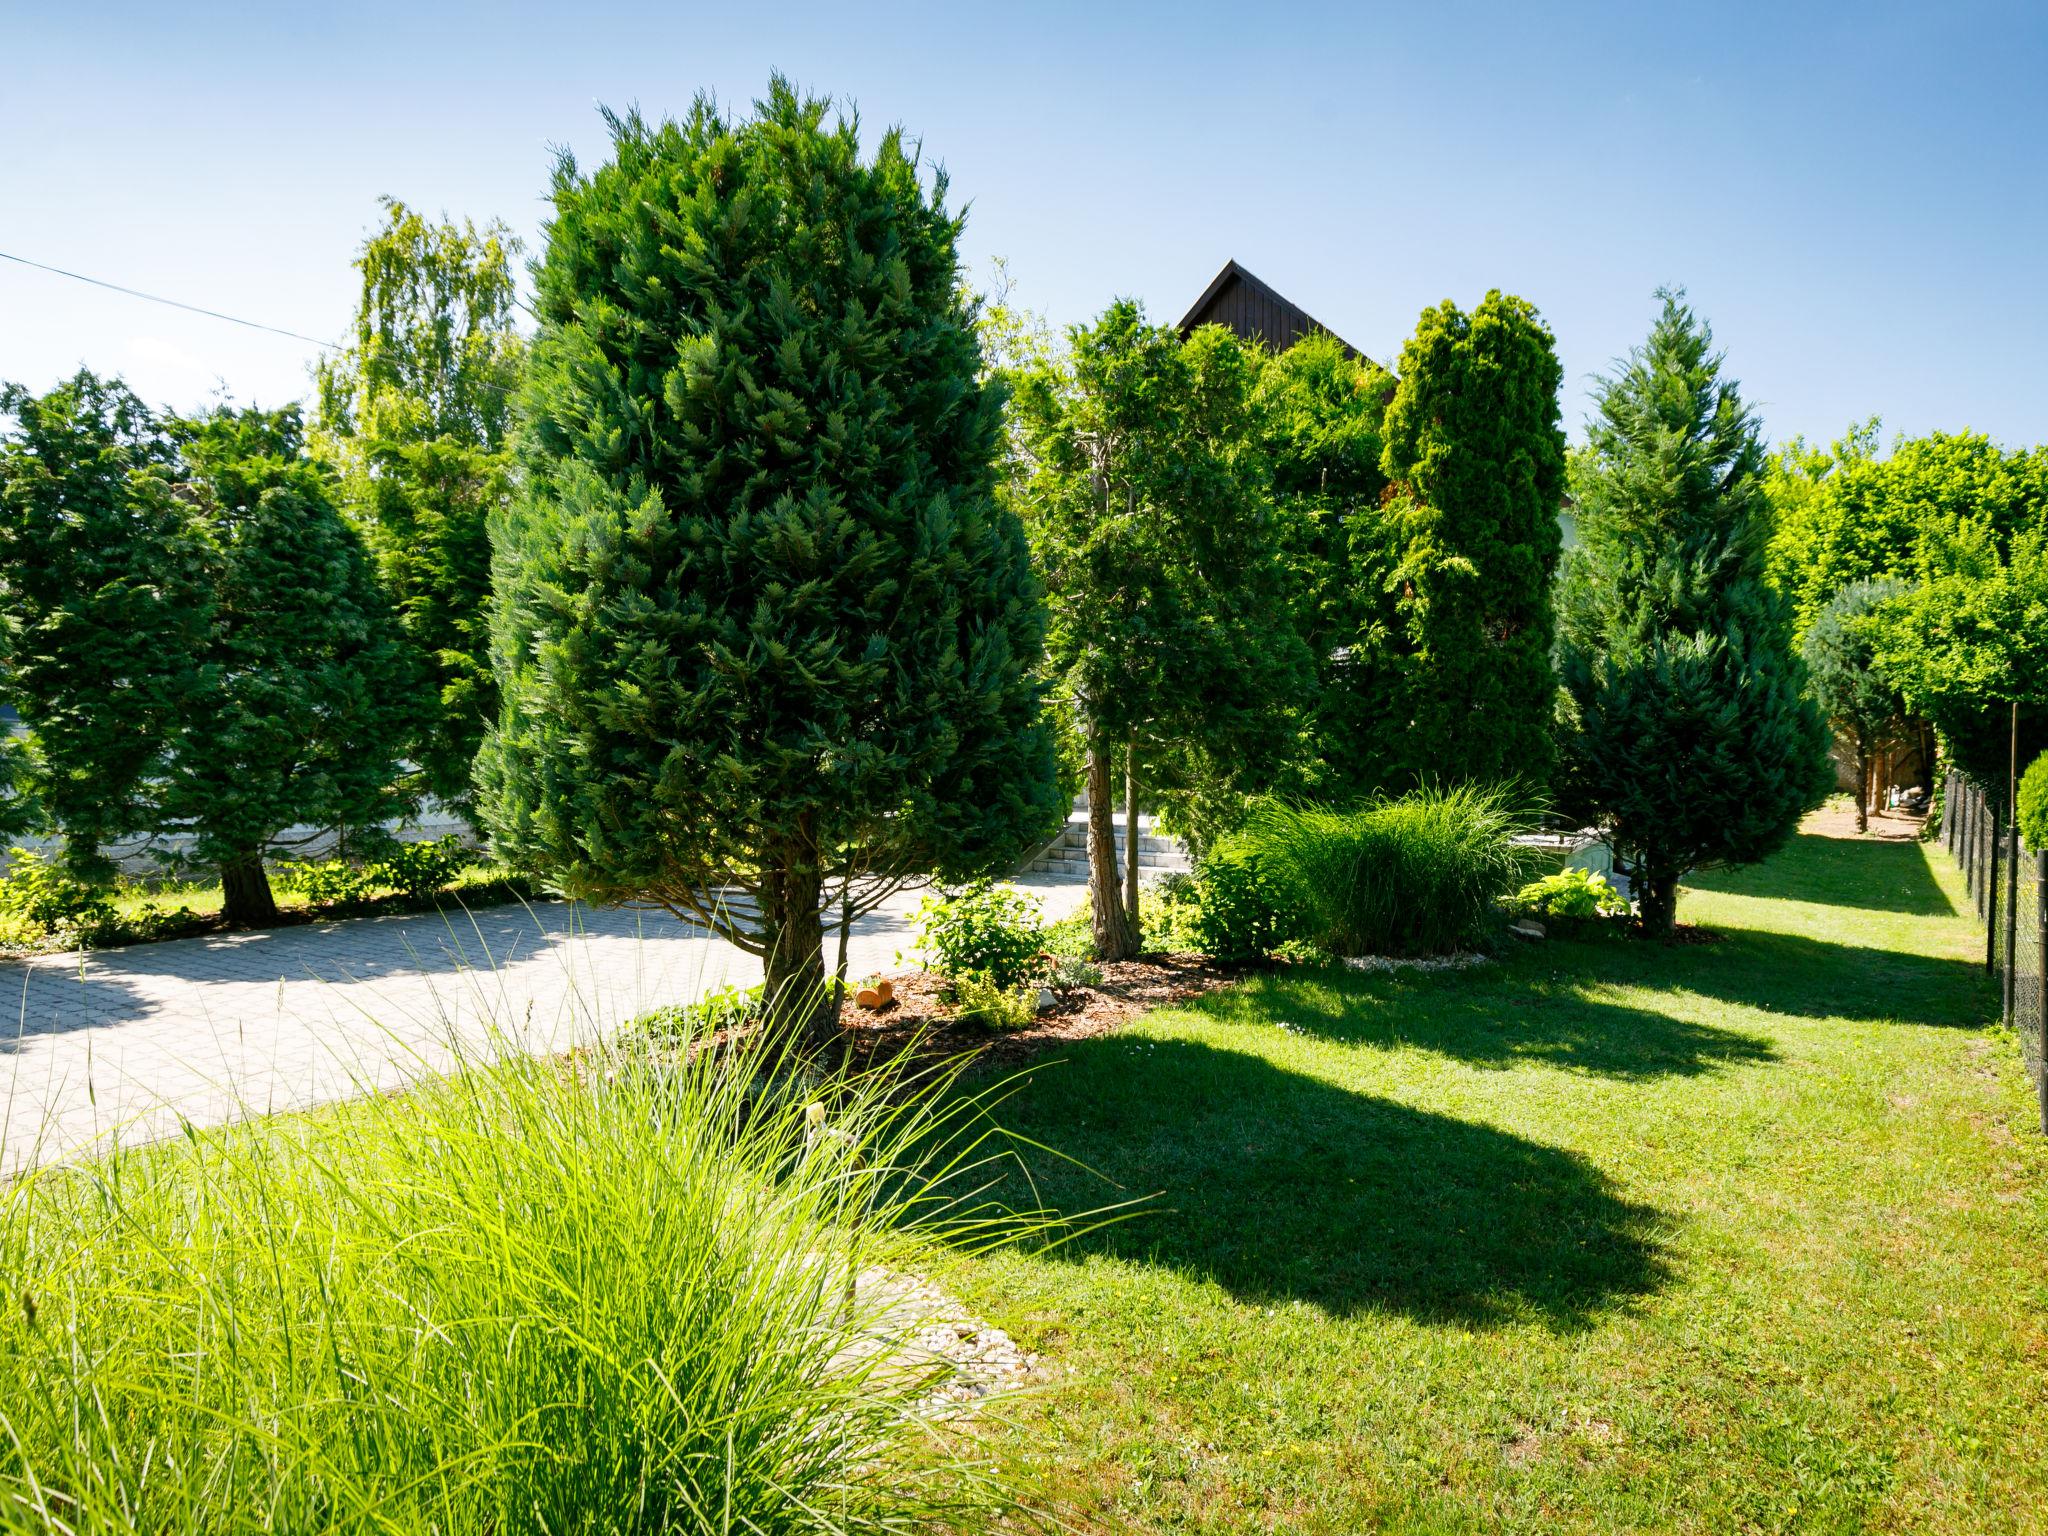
[
  {"x1": 1254, "y1": 336, "x2": 1398, "y2": 803},
  {"x1": 631, "y1": 982, "x2": 765, "y2": 1047},
  {"x1": 1242, "y1": 786, "x2": 1538, "y2": 957},
  {"x1": 949, "y1": 971, "x2": 1039, "y2": 1030},
  {"x1": 273, "y1": 858, "x2": 380, "y2": 905},
  {"x1": 0, "y1": 373, "x2": 206, "y2": 869},
  {"x1": 480, "y1": 83, "x2": 1062, "y2": 1035},
  {"x1": 1555, "y1": 291, "x2": 1832, "y2": 937},
  {"x1": 1803, "y1": 581, "x2": 1908, "y2": 745},
  {"x1": 1045, "y1": 954, "x2": 1103, "y2": 990},
  {"x1": 0, "y1": 1021, "x2": 1024, "y2": 1530},
  {"x1": 1511, "y1": 865, "x2": 1631, "y2": 920},
  {"x1": 1008, "y1": 303, "x2": 1313, "y2": 879},
  {"x1": 1346, "y1": 291, "x2": 1566, "y2": 797},
  {"x1": 315, "y1": 199, "x2": 525, "y2": 807},
  {"x1": 1870, "y1": 526, "x2": 2048, "y2": 792},
  {"x1": 0, "y1": 377, "x2": 418, "y2": 925},
  {"x1": 0, "y1": 730, "x2": 35, "y2": 842},
  {"x1": 2019, "y1": 751, "x2": 2048, "y2": 852},
  {"x1": 0, "y1": 847, "x2": 115, "y2": 940},
  {"x1": 1766, "y1": 421, "x2": 2048, "y2": 640},
  {"x1": 372, "y1": 834, "x2": 471, "y2": 900},
  {"x1": 914, "y1": 879, "x2": 1045, "y2": 990},
  {"x1": 1802, "y1": 579, "x2": 1909, "y2": 827},
  {"x1": 1190, "y1": 838, "x2": 1298, "y2": 965}
]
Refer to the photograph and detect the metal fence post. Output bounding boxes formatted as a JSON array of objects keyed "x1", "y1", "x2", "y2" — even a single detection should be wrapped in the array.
[
  {"x1": 2006, "y1": 815, "x2": 2020, "y2": 1022},
  {"x1": 1987, "y1": 798, "x2": 2000, "y2": 974},
  {"x1": 2038, "y1": 846, "x2": 2047, "y2": 1136}
]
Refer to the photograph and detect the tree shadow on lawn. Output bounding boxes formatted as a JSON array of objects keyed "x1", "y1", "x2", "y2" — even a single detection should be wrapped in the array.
[
  {"x1": 1200, "y1": 966, "x2": 1779, "y2": 1079},
  {"x1": 986, "y1": 1035, "x2": 1670, "y2": 1329},
  {"x1": 1681, "y1": 832, "x2": 1958, "y2": 918}
]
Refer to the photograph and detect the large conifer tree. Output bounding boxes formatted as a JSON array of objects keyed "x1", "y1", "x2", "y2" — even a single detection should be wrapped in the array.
[
  {"x1": 1367, "y1": 291, "x2": 1567, "y2": 794},
  {"x1": 0, "y1": 378, "x2": 418, "y2": 924},
  {"x1": 1556, "y1": 291, "x2": 1831, "y2": 938},
  {"x1": 479, "y1": 84, "x2": 1062, "y2": 1037},
  {"x1": 0, "y1": 373, "x2": 208, "y2": 869}
]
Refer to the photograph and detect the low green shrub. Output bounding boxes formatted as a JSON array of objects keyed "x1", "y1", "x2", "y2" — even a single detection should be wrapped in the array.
[
  {"x1": 1045, "y1": 954, "x2": 1103, "y2": 991},
  {"x1": 950, "y1": 971, "x2": 1039, "y2": 1030},
  {"x1": 1245, "y1": 785, "x2": 1539, "y2": 957},
  {"x1": 275, "y1": 857, "x2": 379, "y2": 905},
  {"x1": 0, "y1": 848, "x2": 116, "y2": 942},
  {"x1": 914, "y1": 880, "x2": 1045, "y2": 989},
  {"x1": 0, "y1": 1021, "x2": 1022, "y2": 1531},
  {"x1": 1512, "y1": 866, "x2": 1631, "y2": 921},
  {"x1": 2021, "y1": 752, "x2": 2048, "y2": 852},
  {"x1": 630, "y1": 982, "x2": 764, "y2": 1047},
  {"x1": 372, "y1": 834, "x2": 472, "y2": 900},
  {"x1": 1141, "y1": 871, "x2": 1207, "y2": 953},
  {"x1": 1191, "y1": 837, "x2": 1296, "y2": 964}
]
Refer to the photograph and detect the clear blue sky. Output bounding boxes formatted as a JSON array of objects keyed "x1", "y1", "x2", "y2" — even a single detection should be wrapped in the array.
[{"x1": 5, "y1": 0, "x2": 2044, "y2": 449}]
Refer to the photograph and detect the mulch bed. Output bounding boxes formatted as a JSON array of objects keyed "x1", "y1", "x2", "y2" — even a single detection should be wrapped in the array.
[{"x1": 837, "y1": 955, "x2": 1235, "y2": 1074}]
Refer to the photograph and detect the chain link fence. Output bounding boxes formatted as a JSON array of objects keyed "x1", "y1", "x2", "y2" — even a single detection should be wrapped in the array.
[{"x1": 1945, "y1": 770, "x2": 2048, "y2": 1122}]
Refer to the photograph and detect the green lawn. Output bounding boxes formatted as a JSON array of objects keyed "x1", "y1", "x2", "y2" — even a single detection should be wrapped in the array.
[{"x1": 946, "y1": 825, "x2": 2048, "y2": 1533}]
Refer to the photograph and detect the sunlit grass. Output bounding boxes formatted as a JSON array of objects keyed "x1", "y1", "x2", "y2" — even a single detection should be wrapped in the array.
[{"x1": 0, "y1": 1015, "x2": 1033, "y2": 1534}]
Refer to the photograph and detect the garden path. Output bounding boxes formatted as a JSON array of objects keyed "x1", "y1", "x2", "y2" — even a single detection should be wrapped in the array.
[{"x1": 1, "y1": 874, "x2": 1090, "y2": 1177}]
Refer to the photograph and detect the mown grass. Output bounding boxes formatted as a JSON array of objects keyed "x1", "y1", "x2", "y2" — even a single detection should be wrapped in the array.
[
  {"x1": 0, "y1": 1022, "x2": 1032, "y2": 1534},
  {"x1": 944, "y1": 820, "x2": 2047, "y2": 1533}
]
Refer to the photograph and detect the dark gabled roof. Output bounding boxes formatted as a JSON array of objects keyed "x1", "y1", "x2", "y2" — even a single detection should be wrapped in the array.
[{"x1": 1176, "y1": 259, "x2": 1363, "y2": 358}]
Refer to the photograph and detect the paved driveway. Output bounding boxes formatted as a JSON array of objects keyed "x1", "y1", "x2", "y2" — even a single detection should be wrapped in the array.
[{"x1": 1, "y1": 875, "x2": 1090, "y2": 1176}]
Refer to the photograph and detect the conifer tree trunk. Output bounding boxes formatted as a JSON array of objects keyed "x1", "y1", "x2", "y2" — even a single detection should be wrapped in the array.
[
  {"x1": 1124, "y1": 735, "x2": 1142, "y2": 945},
  {"x1": 1086, "y1": 726, "x2": 1137, "y2": 961},
  {"x1": 761, "y1": 849, "x2": 832, "y2": 1047},
  {"x1": 1854, "y1": 741, "x2": 1872, "y2": 833},
  {"x1": 220, "y1": 850, "x2": 278, "y2": 928},
  {"x1": 1635, "y1": 858, "x2": 1681, "y2": 943}
]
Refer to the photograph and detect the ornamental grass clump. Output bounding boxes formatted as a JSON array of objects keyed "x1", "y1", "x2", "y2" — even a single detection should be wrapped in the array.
[
  {"x1": 0, "y1": 1012, "x2": 1029, "y2": 1534},
  {"x1": 1246, "y1": 786, "x2": 1538, "y2": 957}
]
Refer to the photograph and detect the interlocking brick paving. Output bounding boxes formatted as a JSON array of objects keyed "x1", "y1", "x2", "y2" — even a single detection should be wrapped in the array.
[{"x1": 1, "y1": 876, "x2": 1089, "y2": 1176}]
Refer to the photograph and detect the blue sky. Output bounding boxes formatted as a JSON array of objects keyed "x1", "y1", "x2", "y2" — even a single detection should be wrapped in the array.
[{"x1": 4, "y1": 0, "x2": 2044, "y2": 449}]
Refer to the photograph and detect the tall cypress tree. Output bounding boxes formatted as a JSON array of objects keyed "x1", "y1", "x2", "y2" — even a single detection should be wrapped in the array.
[
  {"x1": 479, "y1": 84, "x2": 1062, "y2": 1038},
  {"x1": 165, "y1": 407, "x2": 420, "y2": 924},
  {"x1": 1366, "y1": 291, "x2": 1566, "y2": 794},
  {"x1": 0, "y1": 379, "x2": 418, "y2": 923},
  {"x1": 315, "y1": 199, "x2": 525, "y2": 809},
  {"x1": 1556, "y1": 290, "x2": 1831, "y2": 938},
  {"x1": 0, "y1": 373, "x2": 207, "y2": 872}
]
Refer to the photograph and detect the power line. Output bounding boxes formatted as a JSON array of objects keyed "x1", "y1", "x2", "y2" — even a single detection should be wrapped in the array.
[
  {"x1": 0, "y1": 248, "x2": 523, "y2": 400},
  {"x1": 0, "y1": 249, "x2": 342, "y2": 350}
]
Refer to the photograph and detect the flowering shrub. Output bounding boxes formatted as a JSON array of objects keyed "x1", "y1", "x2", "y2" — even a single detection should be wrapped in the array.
[{"x1": 913, "y1": 880, "x2": 1045, "y2": 990}]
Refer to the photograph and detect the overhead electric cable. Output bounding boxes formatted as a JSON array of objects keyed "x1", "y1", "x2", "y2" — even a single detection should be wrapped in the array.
[{"x1": 0, "y1": 249, "x2": 342, "y2": 349}]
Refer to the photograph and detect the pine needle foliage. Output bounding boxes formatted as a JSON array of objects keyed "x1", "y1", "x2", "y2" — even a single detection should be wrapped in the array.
[
  {"x1": 1363, "y1": 292, "x2": 1567, "y2": 796},
  {"x1": 480, "y1": 82, "x2": 1062, "y2": 1038},
  {"x1": 1556, "y1": 290, "x2": 1831, "y2": 938}
]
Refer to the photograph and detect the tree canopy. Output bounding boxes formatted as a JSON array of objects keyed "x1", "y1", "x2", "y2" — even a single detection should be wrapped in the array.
[
  {"x1": 1008, "y1": 302, "x2": 1312, "y2": 956},
  {"x1": 0, "y1": 375, "x2": 417, "y2": 923},
  {"x1": 1363, "y1": 291, "x2": 1566, "y2": 796},
  {"x1": 315, "y1": 199, "x2": 526, "y2": 808},
  {"x1": 1801, "y1": 578, "x2": 1909, "y2": 831},
  {"x1": 479, "y1": 84, "x2": 1062, "y2": 1036},
  {"x1": 1556, "y1": 290, "x2": 1830, "y2": 938}
]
